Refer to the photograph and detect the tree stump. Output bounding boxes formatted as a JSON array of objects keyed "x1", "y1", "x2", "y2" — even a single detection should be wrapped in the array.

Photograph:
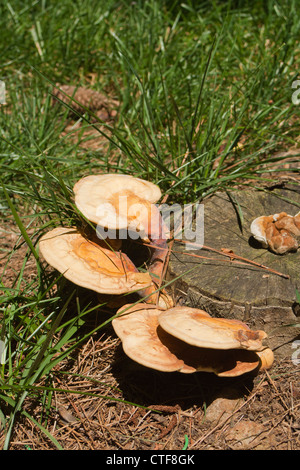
[{"x1": 168, "y1": 187, "x2": 300, "y2": 357}]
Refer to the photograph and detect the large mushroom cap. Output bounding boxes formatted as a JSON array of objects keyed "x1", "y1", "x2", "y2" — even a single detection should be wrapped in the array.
[
  {"x1": 112, "y1": 304, "x2": 188, "y2": 373},
  {"x1": 39, "y1": 227, "x2": 152, "y2": 294},
  {"x1": 112, "y1": 304, "x2": 262, "y2": 376},
  {"x1": 73, "y1": 174, "x2": 162, "y2": 238},
  {"x1": 158, "y1": 306, "x2": 267, "y2": 351}
]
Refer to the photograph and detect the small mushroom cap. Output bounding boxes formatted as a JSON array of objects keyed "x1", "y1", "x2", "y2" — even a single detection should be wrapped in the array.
[
  {"x1": 73, "y1": 174, "x2": 162, "y2": 235},
  {"x1": 250, "y1": 215, "x2": 274, "y2": 247},
  {"x1": 294, "y1": 211, "x2": 300, "y2": 227},
  {"x1": 275, "y1": 215, "x2": 300, "y2": 237},
  {"x1": 113, "y1": 304, "x2": 261, "y2": 376},
  {"x1": 256, "y1": 347, "x2": 274, "y2": 371},
  {"x1": 250, "y1": 212, "x2": 299, "y2": 254},
  {"x1": 39, "y1": 227, "x2": 152, "y2": 294},
  {"x1": 158, "y1": 306, "x2": 267, "y2": 351},
  {"x1": 266, "y1": 226, "x2": 298, "y2": 254}
]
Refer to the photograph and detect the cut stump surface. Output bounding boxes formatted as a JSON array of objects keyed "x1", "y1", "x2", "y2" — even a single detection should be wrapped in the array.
[{"x1": 168, "y1": 187, "x2": 300, "y2": 357}]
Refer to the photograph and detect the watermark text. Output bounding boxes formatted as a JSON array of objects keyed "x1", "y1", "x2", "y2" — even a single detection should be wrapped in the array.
[{"x1": 95, "y1": 198, "x2": 204, "y2": 250}]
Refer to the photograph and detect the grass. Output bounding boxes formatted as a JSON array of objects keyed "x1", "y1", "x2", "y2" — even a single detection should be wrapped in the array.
[{"x1": 0, "y1": 0, "x2": 300, "y2": 449}]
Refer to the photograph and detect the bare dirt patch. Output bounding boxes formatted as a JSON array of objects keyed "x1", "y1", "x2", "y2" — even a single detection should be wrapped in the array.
[{"x1": 0, "y1": 222, "x2": 37, "y2": 291}]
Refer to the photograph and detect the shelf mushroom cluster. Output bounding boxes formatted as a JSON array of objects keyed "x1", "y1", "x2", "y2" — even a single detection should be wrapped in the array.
[
  {"x1": 39, "y1": 173, "x2": 273, "y2": 377},
  {"x1": 112, "y1": 304, "x2": 274, "y2": 377},
  {"x1": 39, "y1": 174, "x2": 172, "y2": 308},
  {"x1": 250, "y1": 211, "x2": 300, "y2": 254}
]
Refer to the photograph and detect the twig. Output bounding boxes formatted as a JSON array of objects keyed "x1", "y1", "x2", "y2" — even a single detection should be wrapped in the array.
[
  {"x1": 135, "y1": 239, "x2": 290, "y2": 279},
  {"x1": 157, "y1": 237, "x2": 174, "y2": 295},
  {"x1": 157, "y1": 414, "x2": 178, "y2": 440},
  {"x1": 265, "y1": 370, "x2": 291, "y2": 413},
  {"x1": 175, "y1": 239, "x2": 290, "y2": 279}
]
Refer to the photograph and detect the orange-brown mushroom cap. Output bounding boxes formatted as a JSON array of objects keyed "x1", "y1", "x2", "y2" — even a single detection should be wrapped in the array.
[
  {"x1": 158, "y1": 306, "x2": 267, "y2": 351},
  {"x1": 113, "y1": 304, "x2": 189, "y2": 372},
  {"x1": 266, "y1": 226, "x2": 298, "y2": 254},
  {"x1": 39, "y1": 227, "x2": 152, "y2": 294},
  {"x1": 294, "y1": 211, "x2": 300, "y2": 228},
  {"x1": 73, "y1": 174, "x2": 162, "y2": 240},
  {"x1": 275, "y1": 214, "x2": 300, "y2": 237},
  {"x1": 250, "y1": 215, "x2": 274, "y2": 248},
  {"x1": 256, "y1": 347, "x2": 274, "y2": 371},
  {"x1": 250, "y1": 212, "x2": 299, "y2": 254},
  {"x1": 112, "y1": 304, "x2": 262, "y2": 376}
]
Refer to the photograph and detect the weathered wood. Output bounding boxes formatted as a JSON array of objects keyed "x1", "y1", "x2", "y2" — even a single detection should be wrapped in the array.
[{"x1": 168, "y1": 186, "x2": 300, "y2": 357}]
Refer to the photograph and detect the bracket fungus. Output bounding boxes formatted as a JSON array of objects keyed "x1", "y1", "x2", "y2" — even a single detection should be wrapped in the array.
[
  {"x1": 255, "y1": 347, "x2": 274, "y2": 371},
  {"x1": 158, "y1": 307, "x2": 267, "y2": 351},
  {"x1": 39, "y1": 227, "x2": 152, "y2": 295},
  {"x1": 250, "y1": 211, "x2": 300, "y2": 254},
  {"x1": 73, "y1": 174, "x2": 162, "y2": 241},
  {"x1": 112, "y1": 304, "x2": 270, "y2": 377},
  {"x1": 38, "y1": 172, "x2": 276, "y2": 379},
  {"x1": 39, "y1": 174, "x2": 173, "y2": 309},
  {"x1": 73, "y1": 173, "x2": 173, "y2": 308}
]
